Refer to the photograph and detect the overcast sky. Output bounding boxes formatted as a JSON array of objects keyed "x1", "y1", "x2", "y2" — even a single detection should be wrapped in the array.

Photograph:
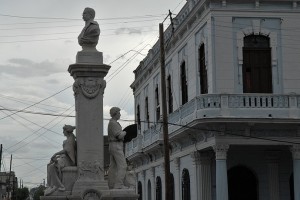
[{"x1": 0, "y1": 0, "x2": 184, "y2": 189}]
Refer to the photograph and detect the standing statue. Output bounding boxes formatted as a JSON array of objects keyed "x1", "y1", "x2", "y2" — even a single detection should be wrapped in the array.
[
  {"x1": 78, "y1": 7, "x2": 100, "y2": 50},
  {"x1": 45, "y1": 125, "x2": 76, "y2": 196},
  {"x1": 107, "y1": 107, "x2": 128, "y2": 189}
]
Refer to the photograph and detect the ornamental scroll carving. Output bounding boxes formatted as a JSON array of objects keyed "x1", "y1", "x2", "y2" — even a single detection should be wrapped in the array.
[
  {"x1": 78, "y1": 160, "x2": 104, "y2": 180},
  {"x1": 73, "y1": 78, "x2": 106, "y2": 99}
]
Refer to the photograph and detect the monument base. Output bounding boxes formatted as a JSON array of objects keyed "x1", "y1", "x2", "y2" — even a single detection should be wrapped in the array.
[
  {"x1": 41, "y1": 188, "x2": 139, "y2": 200},
  {"x1": 76, "y1": 50, "x2": 103, "y2": 64}
]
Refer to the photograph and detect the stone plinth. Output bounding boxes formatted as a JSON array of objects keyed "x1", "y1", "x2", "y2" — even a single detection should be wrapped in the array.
[{"x1": 68, "y1": 51, "x2": 110, "y2": 197}]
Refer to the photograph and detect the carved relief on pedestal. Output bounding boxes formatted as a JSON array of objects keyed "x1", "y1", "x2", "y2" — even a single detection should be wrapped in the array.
[
  {"x1": 78, "y1": 160, "x2": 104, "y2": 180},
  {"x1": 82, "y1": 189, "x2": 101, "y2": 200},
  {"x1": 73, "y1": 78, "x2": 106, "y2": 99}
]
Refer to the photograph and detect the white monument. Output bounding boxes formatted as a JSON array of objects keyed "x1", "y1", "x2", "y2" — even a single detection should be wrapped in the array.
[{"x1": 41, "y1": 7, "x2": 138, "y2": 200}]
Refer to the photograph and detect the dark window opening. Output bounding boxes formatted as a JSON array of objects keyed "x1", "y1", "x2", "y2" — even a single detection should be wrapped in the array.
[
  {"x1": 136, "y1": 105, "x2": 141, "y2": 130},
  {"x1": 182, "y1": 168, "x2": 191, "y2": 200},
  {"x1": 199, "y1": 44, "x2": 208, "y2": 94},
  {"x1": 167, "y1": 75, "x2": 173, "y2": 113},
  {"x1": 228, "y1": 166, "x2": 258, "y2": 200},
  {"x1": 155, "y1": 85, "x2": 160, "y2": 121},
  {"x1": 145, "y1": 97, "x2": 150, "y2": 128},
  {"x1": 243, "y1": 35, "x2": 272, "y2": 93},
  {"x1": 156, "y1": 177, "x2": 162, "y2": 200},
  {"x1": 181, "y1": 62, "x2": 188, "y2": 105},
  {"x1": 138, "y1": 181, "x2": 142, "y2": 200}
]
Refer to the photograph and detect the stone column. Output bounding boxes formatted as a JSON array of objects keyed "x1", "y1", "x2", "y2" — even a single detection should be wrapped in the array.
[
  {"x1": 199, "y1": 151, "x2": 213, "y2": 200},
  {"x1": 190, "y1": 152, "x2": 200, "y2": 200},
  {"x1": 173, "y1": 157, "x2": 181, "y2": 200},
  {"x1": 291, "y1": 145, "x2": 300, "y2": 200},
  {"x1": 68, "y1": 51, "x2": 110, "y2": 196},
  {"x1": 267, "y1": 153, "x2": 280, "y2": 200},
  {"x1": 213, "y1": 144, "x2": 229, "y2": 200}
]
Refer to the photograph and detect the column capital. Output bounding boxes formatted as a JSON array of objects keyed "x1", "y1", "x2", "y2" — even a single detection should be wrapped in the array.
[
  {"x1": 290, "y1": 145, "x2": 300, "y2": 160},
  {"x1": 190, "y1": 151, "x2": 201, "y2": 165},
  {"x1": 213, "y1": 144, "x2": 229, "y2": 160},
  {"x1": 173, "y1": 157, "x2": 180, "y2": 170}
]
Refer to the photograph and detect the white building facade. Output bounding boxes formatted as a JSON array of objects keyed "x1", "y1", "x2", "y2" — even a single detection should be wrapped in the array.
[{"x1": 126, "y1": 0, "x2": 300, "y2": 200}]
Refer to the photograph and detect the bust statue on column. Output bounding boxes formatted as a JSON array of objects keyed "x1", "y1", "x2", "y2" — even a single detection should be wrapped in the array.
[{"x1": 78, "y1": 7, "x2": 100, "y2": 51}]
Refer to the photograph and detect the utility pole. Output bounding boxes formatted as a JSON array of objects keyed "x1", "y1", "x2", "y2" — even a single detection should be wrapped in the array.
[
  {"x1": 0, "y1": 144, "x2": 2, "y2": 172},
  {"x1": 159, "y1": 23, "x2": 171, "y2": 200},
  {"x1": 7, "y1": 154, "x2": 12, "y2": 200}
]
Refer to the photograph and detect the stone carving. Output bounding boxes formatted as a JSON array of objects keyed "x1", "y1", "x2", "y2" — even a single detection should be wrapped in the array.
[
  {"x1": 73, "y1": 78, "x2": 106, "y2": 99},
  {"x1": 82, "y1": 189, "x2": 101, "y2": 200},
  {"x1": 213, "y1": 144, "x2": 229, "y2": 160},
  {"x1": 78, "y1": 7, "x2": 100, "y2": 50},
  {"x1": 78, "y1": 160, "x2": 104, "y2": 180},
  {"x1": 107, "y1": 107, "x2": 128, "y2": 189},
  {"x1": 45, "y1": 125, "x2": 76, "y2": 196}
]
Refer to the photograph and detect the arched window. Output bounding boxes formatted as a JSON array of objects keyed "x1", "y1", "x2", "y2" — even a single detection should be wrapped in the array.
[
  {"x1": 167, "y1": 75, "x2": 173, "y2": 113},
  {"x1": 243, "y1": 35, "x2": 272, "y2": 93},
  {"x1": 180, "y1": 62, "x2": 188, "y2": 105},
  {"x1": 147, "y1": 180, "x2": 152, "y2": 200},
  {"x1": 138, "y1": 181, "x2": 142, "y2": 200},
  {"x1": 182, "y1": 168, "x2": 191, "y2": 200},
  {"x1": 170, "y1": 173, "x2": 175, "y2": 200},
  {"x1": 156, "y1": 176, "x2": 162, "y2": 200},
  {"x1": 228, "y1": 166, "x2": 258, "y2": 200},
  {"x1": 199, "y1": 43, "x2": 208, "y2": 94}
]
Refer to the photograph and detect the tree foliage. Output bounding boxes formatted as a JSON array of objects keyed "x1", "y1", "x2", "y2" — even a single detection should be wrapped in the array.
[{"x1": 16, "y1": 187, "x2": 29, "y2": 200}]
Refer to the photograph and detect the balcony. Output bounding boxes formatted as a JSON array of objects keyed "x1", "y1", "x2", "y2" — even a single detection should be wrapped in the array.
[{"x1": 125, "y1": 94, "x2": 300, "y2": 158}]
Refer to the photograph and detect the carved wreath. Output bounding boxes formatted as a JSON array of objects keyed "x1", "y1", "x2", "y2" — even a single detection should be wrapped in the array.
[{"x1": 73, "y1": 78, "x2": 106, "y2": 99}]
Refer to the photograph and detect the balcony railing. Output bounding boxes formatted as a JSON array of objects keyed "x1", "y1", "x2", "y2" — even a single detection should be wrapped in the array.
[{"x1": 125, "y1": 94, "x2": 300, "y2": 157}]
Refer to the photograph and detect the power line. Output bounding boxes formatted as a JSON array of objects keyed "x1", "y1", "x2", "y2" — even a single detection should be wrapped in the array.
[{"x1": 0, "y1": 86, "x2": 71, "y2": 121}]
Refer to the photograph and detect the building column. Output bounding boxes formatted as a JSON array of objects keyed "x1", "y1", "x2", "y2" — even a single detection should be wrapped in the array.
[
  {"x1": 173, "y1": 157, "x2": 180, "y2": 200},
  {"x1": 149, "y1": 167, "x2": 155, "y2": 200},
  {"x1": 267, "y1": 153, "x2": 280, "y2": 200},
  {"x1": 291, "y1": 145, "x2": 300, "y2": 200},
  {"x1": 213, "y1": 144, "x2": 229, "y2": 200},
  {"x1": 190, "y1": 152, "x2": 201, "y2": 200},
  {"x1": 142, "y1": 170, "x2": 146, "y2": 200},
  {"x1": 199, "y1": 151, "x2": 213, "y2": 200}
]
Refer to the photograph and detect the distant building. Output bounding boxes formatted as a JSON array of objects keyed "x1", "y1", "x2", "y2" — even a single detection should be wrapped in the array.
[
  {"x1": 0, "y1": 172, "x2": 17, "y2": 200},
  {"x1": 126, "y1": 0, "x2": 300, "y2": 200}
]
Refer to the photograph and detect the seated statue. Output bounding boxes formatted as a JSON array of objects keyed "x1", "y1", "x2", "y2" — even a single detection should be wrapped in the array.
[{"x1": 45, "y1": 125, "x2": 76, "y2": 196}]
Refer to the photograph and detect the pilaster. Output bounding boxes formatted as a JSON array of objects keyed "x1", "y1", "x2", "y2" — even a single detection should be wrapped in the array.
[
  {"x1": 291, "y1": 145, "x2": 300, "y2": 200},
  {"x1": 267, "y1": 153, "x2": 280, "y2": 200},
  {"x1": 173, "y1": 157, "x2": 181, "y2": 200},
  {"x1": 213, "y1": 144, "x2": 229, "y2": 200}
]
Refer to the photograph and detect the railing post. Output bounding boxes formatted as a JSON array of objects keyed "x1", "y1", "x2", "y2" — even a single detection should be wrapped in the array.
[
  {"x1": 289, "y1": 95, "x2": 298, "y2": 117},
  {"x1": 221, "y1": 94, "x2": 229, "y2": 116}
]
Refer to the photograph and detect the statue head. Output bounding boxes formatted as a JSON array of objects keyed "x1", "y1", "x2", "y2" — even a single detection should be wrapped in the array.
[
  {"x1": 110, "y1": 107, "x2": 121, "y2": 118},
  {"x1": 82, "y1": 7, "x2": 95, "y2": 21},
  {"x1": 63, "y1": 125, "x2": 76, "y2": 134}
]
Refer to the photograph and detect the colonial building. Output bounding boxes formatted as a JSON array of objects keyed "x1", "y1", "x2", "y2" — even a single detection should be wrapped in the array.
[{"x1": 126, "y1": 0, "x2": 300, "y2": 200}]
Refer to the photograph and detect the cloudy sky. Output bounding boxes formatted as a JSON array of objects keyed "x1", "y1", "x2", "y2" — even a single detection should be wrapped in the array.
[{"x1": 0, "y1": 0, "x2": 184, "y2": 188}]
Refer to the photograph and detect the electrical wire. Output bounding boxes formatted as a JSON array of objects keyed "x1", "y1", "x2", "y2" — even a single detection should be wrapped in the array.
[{"x1": 0, "y1": 86, "x2": 71, "y2": 121}]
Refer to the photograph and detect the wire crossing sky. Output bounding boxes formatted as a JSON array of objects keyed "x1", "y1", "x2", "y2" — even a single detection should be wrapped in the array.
[{"x1": 0, "y1": 0, "x2": 185, "y2": 189}]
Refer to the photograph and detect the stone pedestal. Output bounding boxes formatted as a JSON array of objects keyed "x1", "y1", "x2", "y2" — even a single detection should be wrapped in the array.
[
  {"x1": 42, "y1": 49, "x2": 138, "y2": 200},
  {"x1": 68, "y1": 51, "x2": 110, "y2": 196}
]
